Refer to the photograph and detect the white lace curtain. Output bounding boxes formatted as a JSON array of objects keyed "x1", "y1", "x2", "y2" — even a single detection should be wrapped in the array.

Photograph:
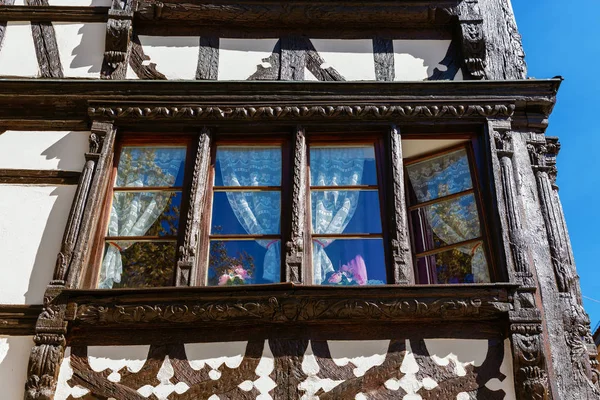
[
  {"x1": 407, "y1": 150, "x2": 490, "y2": 283},
  {"x1": 98, "y1": 148, "x2": 184, "y2": 289},
  {"x1": 310, "y1": 147, "x2": 366, "y2": 284},
  {"x1": 218, "y1": 147, "x2": 282, "y2": 282}
]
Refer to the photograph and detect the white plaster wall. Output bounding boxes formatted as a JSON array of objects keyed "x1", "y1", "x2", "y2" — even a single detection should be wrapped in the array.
[
  {"x1": 54, "y1": 23, "x2": 105, "y2": 78},
  {"x1": 393, "y1": 40, "x2": 462, "y2": 81},
  {"x1": 0, "y1": 22, "x2": 39, "y2": 78},
  {"x1": 218, "y1": 39, "x2": 279, "y2": 80},
  {"x1": 0, "y1": 131, "x2": 89, "y2": 171},
  {"x1": 48, "y1": 0, "x2": 112, "y2": 5},
  {"x1": 0, "y1": 185, "x2": 76, "y2": 304},
  {"x1": 0, "y1": 335, "x2": 33, "y2": 400},
  {"x1": 136, "y1": 36, "x2": 200, "y2": 80},
  {"x1": 310, "y1": 39, "x2": 375, "y2": 81}
]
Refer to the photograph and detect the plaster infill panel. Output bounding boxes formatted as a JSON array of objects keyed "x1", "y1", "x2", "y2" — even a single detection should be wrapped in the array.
[
  {"x1": 309, "y1": 39, "x2": 375, "y2": 81},
  {"x1": 53, "y1": 23, "x2": 105, "y2": 78},
  {"x1": 0, "y1": 22, "x2": 39, "y2": 78},
  {"x1": 0, "y1": 131, "x2": 89, "y2": 171},
  {"x1": 218, "y1": 38, "x2": 279, "y2": 80},
  {"x1": 393, "y1": 40, "x2": 462, "y2": 81},
  {"x1": 136, "y1": 36, "x2": 200, "y2": 80},
  {"x1": 0, "y1": 336, "x2": 33, "y2": 400},
  {"x1": 0, "y1": 185, "x2": 76, "y2": 304}
]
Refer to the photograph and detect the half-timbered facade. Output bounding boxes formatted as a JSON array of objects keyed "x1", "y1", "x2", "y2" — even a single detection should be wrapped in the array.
[{"x1": 0, "y1": 1, "x2": 598, "y2": 399}]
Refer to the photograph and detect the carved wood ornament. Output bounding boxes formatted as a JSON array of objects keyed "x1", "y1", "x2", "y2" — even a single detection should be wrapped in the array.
[{"x1": 101, "y1": 0, "x2": 134, "y2": 79}]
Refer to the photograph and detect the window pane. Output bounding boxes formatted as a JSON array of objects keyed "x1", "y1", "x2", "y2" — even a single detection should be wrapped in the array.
[
  {"x1": 406, "y1": 148, "x2": 472, "y2": 203},
  {"x1": 310, "y1": 146, "x2": 377, "y2": 186},
  {"x1": 313, "y1": 238, "x2": 386, "y2": 285},
  {"x1": 311, "y1": 190, "x2": 381, "y2": 234},
  {"x1": 99, "y1": 241, "x2": 176, "y2": 288},
  {"x1": 416, "y1": 241, "x2": 490, "y2": 284},
  {"x1": 116, "y1": 147, "x2": 187, "y2": 188},
  {"x1": 215, "y1": 146, "x2": 281, "y2": 186},
  {"x1": 108, "y1": 191, "x2": 181, "y2": 237},
  {"x1": 410, "y1": 194, "x2": 481, "y2": 252},
  {"x1": 211, "y1": 191, "x2": 281, "y2": 235},
  {"x1": 208, "y1": 240, "x2": 281, "y2": 285}
]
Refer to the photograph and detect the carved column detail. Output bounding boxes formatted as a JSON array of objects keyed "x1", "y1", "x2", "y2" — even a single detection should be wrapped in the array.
[
  {"x1": 286, "y1": 126, "x2": 306, "y2": 283},
  {"x1": 65, "y1": 122, "x2": 117, "y2": 288},
  {"x1": 101, "y1": 0, "x2": 134, "y2": 79},
  {"x1": 527, "y1": 136, "x2": 600, "y2": 396},
  {"x1": 177, "y1": 128, "x2": 211, "y2": 286},
  {"x1": 388, "y1": 125, "x2": 413, "y2": 284},
  {"x1": 456, "y1": 0, "x2": 486, "y2": 79}
]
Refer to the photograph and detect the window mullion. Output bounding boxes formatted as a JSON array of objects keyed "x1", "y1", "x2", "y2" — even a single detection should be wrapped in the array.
[
  {"x1": 388, "y1": 125, "x2": 415, "y2": 284},
  {"x1": 176, "y1": 127, "x2": 212, "y2": 287},
  {"x1": 285, "y1": 126, "x2": 307, "y2": 284}
]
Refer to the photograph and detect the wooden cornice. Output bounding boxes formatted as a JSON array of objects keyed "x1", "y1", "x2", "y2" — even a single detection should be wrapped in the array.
[
  {"x1": 0, "y1": 305, "x2": 43, "y2": 335},
  {"x1": 0, "y1": 79, "x2": 561, "y2": 131}
]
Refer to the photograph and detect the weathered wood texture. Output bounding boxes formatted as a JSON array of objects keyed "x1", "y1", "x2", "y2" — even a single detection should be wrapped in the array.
[
  {"x1": 0, "y1": 0, "x2": 16, "y2": 53},
  {"x1": 0, "y1": 5, "x2": 109, "y2": 22},
  {"x1": 26, "y1": 0, "x2": 63, "y2": 78},
  {"x1": 101, "y1": 2, "x2": 134, "y2": 80},
  {"x1": 0, "y1": 169, "x2": 80, "y2": 185},
  {"x1": 0, "y1": 305, "x2": 42, "y2": 335},
  {"x1": 129, "y1": 33, "x2": 167, "y2": 79},
  {"x1": 373, "y1": 38, "x2": 395, "y2": 82},
  {"x1": 196, "y1": 37, "x2": 219, "y2": 80}
]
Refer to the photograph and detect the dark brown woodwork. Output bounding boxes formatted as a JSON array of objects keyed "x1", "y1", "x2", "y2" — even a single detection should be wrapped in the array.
[
  {"x1": 373, "y1": 37, "x2": 394, "y2": 82},
  {"x1": 0, "y1": 5, "x2": 109, "y2": 22},
  {"x1": 0, "y1": 305, "x2": 42, "y2": 335},
  {"x1": 0, "y1": 169, "x2": 80, "y2": 185},
  {"x1": 0, "y1": 0, "x2": 15, "y2": 53},
  {"x1": 196, "y1": 36, "x2": 219, "y2": 80},
  {"x1": 26, "y1": 0, "x2": 63, "y2": 78},
  {"x1": 129, "y1": 33, "x2": 167, "y2": 79},
  {"x1": 456, "y1": 0, "x2": 486, "y2": 79},
  {"x1": 101, "y1": 1, "x2": 134, "y2": 79}
]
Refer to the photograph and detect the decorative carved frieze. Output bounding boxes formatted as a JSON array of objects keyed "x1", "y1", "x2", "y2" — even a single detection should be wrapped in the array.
[
  {"x1": 285, "y1": 126, "x2": 306, "y2": 283},
  {"x1": 88, "y1": 103, "x2": 515, "y2": 121},
  {"x1": 176, "y1": 128, "x2": 211, "y2": 286}
]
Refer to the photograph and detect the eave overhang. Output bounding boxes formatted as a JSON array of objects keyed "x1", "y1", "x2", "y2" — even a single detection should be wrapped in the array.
[{"x1": 0, "y1": 78, "x2": 561, "y2": 132}]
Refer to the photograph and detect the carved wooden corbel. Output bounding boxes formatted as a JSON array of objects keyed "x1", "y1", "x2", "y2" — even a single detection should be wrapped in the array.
[
  {"x1": 456, "y1": 0, "x2": 486, "y2": 79},
  {"x1": 388, "y1": 125, "x2": 413, "y2": 284},
  {"x1": 101, "y1": 0, "x2": 135, "y2": 79},
  {"x1": 285, "y1": 126, "x2": 307, "y2": 283},
  {"x1": 176, "y1": 128, "x2": 211, "y2": 286}
]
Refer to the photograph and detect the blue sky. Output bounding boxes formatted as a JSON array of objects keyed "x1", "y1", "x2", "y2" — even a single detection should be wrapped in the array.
[{"x1": 512, "y1": 1, "x2": 600, "y2": 330}]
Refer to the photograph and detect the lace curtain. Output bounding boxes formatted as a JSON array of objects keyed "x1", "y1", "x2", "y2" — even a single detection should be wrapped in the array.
[
  {"x1": 407, "y1": 150, "x2": 489, "y2": 283},
  {"x1": 218, "y1": 148, "x2": 282, "y2": 282},
  {"x1": 311, "y1": 147, "x2": 366, "y2": 284},
  {"x1": 98, "y1": 147, "x2": 184, "y2": 288}
]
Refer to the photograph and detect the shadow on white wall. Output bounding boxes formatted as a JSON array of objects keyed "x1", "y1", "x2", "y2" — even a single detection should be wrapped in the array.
[{"x1": 0, "y1": 336, "x2": 33, "y2": 400}]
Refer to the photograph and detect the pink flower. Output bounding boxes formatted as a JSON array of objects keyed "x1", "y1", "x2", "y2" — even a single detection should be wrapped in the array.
[
  {"x1": 328, "y1": 272, "x2": 343, "y2": 284},
  {"x1": 218, "y1": 274, "x2": 230, "y2": 286},
  {"x1": 343, "y1": 255, "x2": 368, "y2": 285},
  {"x1": 233, "y1": 265, "x2": 250, "y2": 280}
]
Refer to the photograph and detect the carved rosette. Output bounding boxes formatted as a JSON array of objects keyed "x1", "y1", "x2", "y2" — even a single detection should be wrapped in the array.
[{"x1": 285, "y1": 126, "x2": 306, "y2": 283}]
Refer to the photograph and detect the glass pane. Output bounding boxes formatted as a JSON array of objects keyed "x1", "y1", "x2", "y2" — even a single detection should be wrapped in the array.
[
  {"x1": 116, "y1": 147, "x2": 186, "y2": 188},
  {"x1": 310, "y1": 145, "x2": 377, "y2": 186},
  {"x1": 211, "y1": 191, "x2": 280, "y2": 235},
  {"x1": 98, "y1": 241, "x2": 176, "y2": 288},
  {"x1": 107, "y1": 191, "x2": 181, "y2": 237},
  {"x1": 215, "y1": 146, "x2": 281, "y2": 187},
  {"x1": 312, "y1": 238, "x2": 386, "y2": 285},
  {"x1": 416, "y1": 241, "x2": 490, "y2": 284},
  {"x1": 208, "y1": 240, "x2": 281, "y2": 285},
  {"x1": 311, "y1": 190, "x2": 381, "y2": 234},
  {"x1": 410, "y1": 194, "x2": 481, "y2": 252},
  {"x1": 406, "y1": 148, "x2": 473, "y2": 203}
]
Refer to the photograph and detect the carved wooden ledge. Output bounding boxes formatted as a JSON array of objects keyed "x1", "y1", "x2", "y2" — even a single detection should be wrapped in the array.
[
  {"x1": 60, "y1": 284, "x2": 517, "y2": 331},
  {"x1": 0, "y1": 5, "x2": 109, "y2": 22},
  {"x1": 0, "y1": 305, "x2": 43, "y2": 335}
]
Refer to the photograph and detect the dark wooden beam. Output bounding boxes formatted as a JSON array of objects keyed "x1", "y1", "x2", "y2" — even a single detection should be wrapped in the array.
[
  {"x1": 26, "y1": 0, "x2": 63, "y2": 78},
  {"x1": 0, "y1": 169, "x2": 80, "y2": 185},
  {"x1": 0, "y1": 5, "x2": 109, "y2": 22},
  {"x1": 0, "y1": 304, "x2": 42, "y2": 335}
]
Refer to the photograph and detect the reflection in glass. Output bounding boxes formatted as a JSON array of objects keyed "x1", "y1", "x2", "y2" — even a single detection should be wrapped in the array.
[
  {"x1": 310, "y1": 146, "x2": 377, "y2": 186},
  {"x1": 215, "y1": 146, "x2": 281, "y2": 187},
  {"x1": 208, "y1": 240, "x2": 280, "y2": 286},
  {"x1": 410, "y1": 194, "x2": 481, "y2": 252},
  {"x1": 101, "y1": 241, "x2": 176, "y2": 288},
  {"x1": 116, "y1": 147, "x2": 187, "y2": 187},
  {"x1": 211, "y1": 191, "x2": 280, "y2": 235},
  {"x1": 406, "y1": 149, "x2": 472, "y2": 202},
  {"x1": 313, "y1": 238, "x2": 386, "y2": 285},
  {"x1": 416, "y1": 241, "x2": 489, "y2": 284},
  {"x1": 108, "y1": 192, "x2": 181, "y2": 237},
  {"x1": 311, "y1": 190, "x2": 381, "y2": 234}
]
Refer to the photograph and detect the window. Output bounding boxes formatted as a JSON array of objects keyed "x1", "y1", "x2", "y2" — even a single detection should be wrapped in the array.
[
  {"x1": 405, "y1": 145, "x2": 491, "y2": 284},
  {"x1": 88, "y1": 132, "x2": 494, "y2": 288}
]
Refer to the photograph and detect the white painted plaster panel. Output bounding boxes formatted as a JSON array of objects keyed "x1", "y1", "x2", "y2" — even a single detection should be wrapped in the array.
[
  {"x1": 218, "y1": 39, "x2": 279, "y2": 80},
  {"x1": 393, "y1": 40, "x2": 461, "y2": 81},
  {"x1": 0, "y1": 22, "x2": 39, "y2": 77},
  {"x1": 0, "y1": 131, "x2": 89, "y2": 171},
  {"x1": 0, "y1": 336, "x2": 33, "y2": 400},
  {"x1": 54, "y1": 23, "x2": 105, "y2": 78},
  {"x1": 48, "y1": 0, "x2": 111, "y2": 5},
  {"x1": 309, "y1": 39, "x2": 375, "y2": 81},
  {"x1": 137, "y1": 36, "x2": 200, "y2": 80},
  {"x1": 0, "y1": 185, "x2": 76, "y2": 304}
]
